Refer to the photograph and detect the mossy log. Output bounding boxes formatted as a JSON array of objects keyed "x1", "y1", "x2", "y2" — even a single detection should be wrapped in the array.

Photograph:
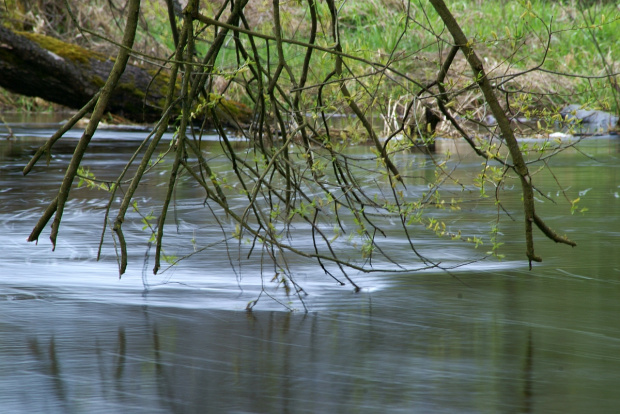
[{"x1": 0, "y1": 26, "x2": 252, "y2": 126}]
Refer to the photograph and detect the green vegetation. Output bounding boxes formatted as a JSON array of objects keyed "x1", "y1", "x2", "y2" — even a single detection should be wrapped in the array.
[
  {"x1": 192, "y1": 0, "x2": 619, "y2": 117},
  {"x1": 2, "y1": 0, "x2": 618, "y2": 117},
  {"x1": 19, "y1": 31, "x2": 108, "y2": 64}
]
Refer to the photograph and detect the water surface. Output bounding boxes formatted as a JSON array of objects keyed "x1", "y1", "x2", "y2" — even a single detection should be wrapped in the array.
[{"x1": 1, "y1": 119, "x2": 620, "y2": 413}]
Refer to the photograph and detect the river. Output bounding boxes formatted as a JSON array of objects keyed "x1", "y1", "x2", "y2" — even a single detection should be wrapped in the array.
[{"x1": 1, "y1": 115, "x2": 620, "y2": 413}]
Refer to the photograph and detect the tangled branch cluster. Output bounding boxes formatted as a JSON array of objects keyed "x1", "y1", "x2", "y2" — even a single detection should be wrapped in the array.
[{"x1": 24, "y1": 0, "x2": 579, "y2": 309}]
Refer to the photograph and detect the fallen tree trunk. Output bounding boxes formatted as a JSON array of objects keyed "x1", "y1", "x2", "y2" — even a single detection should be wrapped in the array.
[{"x1": 0, "y1": 26, "x2": 251, "y2": 125}]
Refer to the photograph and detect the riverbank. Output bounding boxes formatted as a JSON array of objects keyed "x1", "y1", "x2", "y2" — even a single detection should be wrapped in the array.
[{"x1": 1, "y1": 0, "x2": 617, "y2": 137}]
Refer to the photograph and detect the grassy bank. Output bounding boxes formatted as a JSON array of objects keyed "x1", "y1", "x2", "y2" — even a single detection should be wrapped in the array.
[
  {"x1": 344, "y1": 0, "x2": 619, "y2": 111},
  {"x1": 1, "y1": 0, "x2": 618, "y2": 126}
]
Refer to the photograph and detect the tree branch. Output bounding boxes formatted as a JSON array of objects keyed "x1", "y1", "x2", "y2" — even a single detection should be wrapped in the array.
[{"x1": 428, "y1": 0, "x2": 576, "y2": 266}]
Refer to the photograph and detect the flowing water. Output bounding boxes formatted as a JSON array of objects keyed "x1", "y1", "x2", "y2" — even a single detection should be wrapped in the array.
[{"x1": 1, "y1": 115, "x2": 620, "y2": 413}]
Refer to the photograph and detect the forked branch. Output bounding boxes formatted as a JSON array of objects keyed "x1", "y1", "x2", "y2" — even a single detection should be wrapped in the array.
[{"x1": 429, "y1": 0, "x2": 576, "y2": 267}]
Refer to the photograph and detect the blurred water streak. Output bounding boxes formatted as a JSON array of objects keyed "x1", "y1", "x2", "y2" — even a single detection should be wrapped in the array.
[{"x1": 1, "y1": 119, "x2": 620, "y2": 413}]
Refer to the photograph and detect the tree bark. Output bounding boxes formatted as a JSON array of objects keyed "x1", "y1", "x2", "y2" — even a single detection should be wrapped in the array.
[
  {"x1": 0, "y1": 26, "x2": 251, "y2": 125},
  {"x1": 27, "y1": 0, "x2": 143, "y2": 249}
]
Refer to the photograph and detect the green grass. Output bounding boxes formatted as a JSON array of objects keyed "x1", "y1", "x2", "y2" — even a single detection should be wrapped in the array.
[
  {"x1": 2, "y1": 0, "x2": 618, "y2": 117},
  {"x1": 196, "y1": 0, "x2": 619, "y2": 119},
  {"x1": 449, "y1": 0, "x2": 619, "y2": 112}
]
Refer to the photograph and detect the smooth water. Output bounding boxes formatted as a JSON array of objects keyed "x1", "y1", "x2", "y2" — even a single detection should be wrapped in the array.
[{"x1": 1, "y1": 117, "x2": 620, "y2": 413}]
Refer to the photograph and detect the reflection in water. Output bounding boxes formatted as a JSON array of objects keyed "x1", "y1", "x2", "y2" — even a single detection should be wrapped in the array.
[
  {"x1": 523, "y1": 330, "x2": 533, "y2": 414},
  {"x1": 28, "y1": 337, "x2": 67, "y2": 406},
  {"x1": 6, "y1": 290, "x2": 620, "y2": 414},
  {"x1": 2, "y1": 122, "x2": 620, "y2": 412}
]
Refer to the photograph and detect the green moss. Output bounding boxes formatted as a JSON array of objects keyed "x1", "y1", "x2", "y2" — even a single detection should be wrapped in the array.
[
  {"x1": 117, "y1": 82, "x2": 146, "y2": 99},
  {"x1": 189, "y1": 93, "x2": 252, "y2": 125},
  {"x1": 18, "y1": 31, "x2": 108, "y2": 65},
  {"x1": 92, "y1": 75, "x2": 106, "y2": 87},
  {"x1": 146, "y1": 68, "x2": 178, "y2": 96},
  {"x1": 215, "y1": 94, "x2": 250, "y2": 117}
]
